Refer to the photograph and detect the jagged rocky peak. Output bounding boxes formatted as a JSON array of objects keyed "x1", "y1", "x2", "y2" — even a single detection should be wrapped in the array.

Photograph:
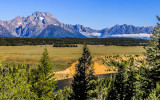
[
  {"x1": 14, "y1": 11, "x2": 62, "y2": 37},
  {"x1": 10, "y1": 16, "x2": 25, "y2": 25},
  {"x1": 32, "y1": 12, "x2": 45, "y2": 17},
  {"x1": 12, "y1": 16, "x2": 22, "y2": 21},
  {"x1": 30, "y1": 11, "x2": 60, "y2": 26},
  {"x1": 31, "y1": 11, "x2": 57, "y2": 20}
]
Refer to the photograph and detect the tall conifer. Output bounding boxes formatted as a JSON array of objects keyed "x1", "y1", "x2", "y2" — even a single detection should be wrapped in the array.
[
  {"x1": 71, "y1": 43, "x2": 97, "y2": 100},
  {"x1": 30, "y1": 48, "x2": 56, "y2": 99},
  {"x1": 145, "y1": 17, "x2": 160, "y2": 84}
]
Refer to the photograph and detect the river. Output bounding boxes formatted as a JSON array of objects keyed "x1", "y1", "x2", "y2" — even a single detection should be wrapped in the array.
[{"x1": 54, "y1": 73, "x2": 115, "y2": 93}]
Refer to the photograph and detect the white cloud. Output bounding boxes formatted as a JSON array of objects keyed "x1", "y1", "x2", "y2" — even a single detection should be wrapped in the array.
[
  {"x1": 80, "y1": 32, "x2": 101, "y2": 37},
  {"x1": 91, "y1": 33, "x2": 101, "y2": 36},
  {"x1": 111, "y1": 33, "x2": 151, "y2": 38}
]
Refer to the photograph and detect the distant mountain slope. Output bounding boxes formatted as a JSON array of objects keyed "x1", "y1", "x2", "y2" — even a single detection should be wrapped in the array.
[
  {"x1": 0, "y1": 11, "x2": 153, "y2": 39},
  {"x1": 0, "y1": 25, "x2": 13, "y2": 37},
  {"x1": 101, "y1": 24, "x2": 153, "y2": 38},
  {"x1": 37, "y1": 24, "x2": 85, "y2": 38}
]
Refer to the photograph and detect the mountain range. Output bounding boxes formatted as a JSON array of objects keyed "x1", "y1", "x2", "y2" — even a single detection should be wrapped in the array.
[{"x1": 0, "y1": 11, "x2": 153, "y2": 39}]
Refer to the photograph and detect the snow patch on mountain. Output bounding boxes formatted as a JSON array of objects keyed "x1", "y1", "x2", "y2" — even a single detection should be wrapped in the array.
[
  {"x1": 17, "y1": 22, "x2": 22, "y2": 25},
  {"x1": 54, "y1": 24, "x2": 58, "y2": 26},
  {"x1": 39, "y1": 17, "x2": 44, "y2": 21},
  {"x1": 42, "y1": 13, "x2": 45, "y2": 16}
]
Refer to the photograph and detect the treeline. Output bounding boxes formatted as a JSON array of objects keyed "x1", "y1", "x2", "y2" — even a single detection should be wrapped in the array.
[
  {"x1": 0, "y1": 37, "x2": 149, "y2": 46},
  {"x1": 53, "y1": 43, "x2": 77, "y2": 47}
]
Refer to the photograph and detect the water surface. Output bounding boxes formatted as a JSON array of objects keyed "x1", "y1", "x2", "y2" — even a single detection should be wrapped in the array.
[{"x1": 54, "y1": 73, "x2": 115, "y2": 93}]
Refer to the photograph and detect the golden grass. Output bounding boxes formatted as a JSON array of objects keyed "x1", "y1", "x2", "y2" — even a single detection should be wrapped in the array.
[{"x1": 0, "y1": 45, "x2": 145, "y2": 71}]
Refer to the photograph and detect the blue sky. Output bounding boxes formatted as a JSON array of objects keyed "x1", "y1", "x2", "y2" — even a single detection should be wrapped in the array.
[{"x1": 0, "y1": 0, "x2": 160, "y2": 29}]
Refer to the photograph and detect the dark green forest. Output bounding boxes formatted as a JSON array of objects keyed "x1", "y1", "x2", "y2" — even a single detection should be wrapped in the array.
[{"x1": 0, "y1": 37, "x2": 149, "y2": 46}]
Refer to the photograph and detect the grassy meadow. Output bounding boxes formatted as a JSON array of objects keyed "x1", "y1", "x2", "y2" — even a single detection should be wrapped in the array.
[{"x1": 0, "y1": 45, "x2": 145, "y2": 71}]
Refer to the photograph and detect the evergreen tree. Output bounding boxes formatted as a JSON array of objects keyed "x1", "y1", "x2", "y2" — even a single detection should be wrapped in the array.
[
  {"x1": 145, "y1": 25, "x2": 160, "y2": 68},
  {"x1": 55, "y1": 87, "x2": 72, "y2": 100},
  {"x1": 146, "y1": 83, "x2": 160, "y2": 100},
  {"x1": 107, "y1": 61, "x2": 129, "y2": 100},
  {"x1": 116, "y1": 61, "x2": 128, "y2": 100},
  {"x1": 30, "y1": 48, "x2": 56, "y2": 99},
  {"x1": 71, "y1": 43, "x2": 97, "y2": 100},
  {"x1": 40, "y1": 48, "x2": 53, "y2": 77},
  {"x1": 126, "y1": 62, "x2": 137, "y2": 99},
  {"x1": 145, "y1": 17, "x2": 160, "y2": 85},
  {"x1": 0, "y1": 65, "x2": 37, "y2": 100},
  {"x1": 90, "y1": 76, "x2": 113, "y2": 100}
]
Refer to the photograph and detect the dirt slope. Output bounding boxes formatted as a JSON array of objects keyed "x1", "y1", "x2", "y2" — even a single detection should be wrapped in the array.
[{"x1": 54, "y1": 60, "x2": 116, "y2": 80}]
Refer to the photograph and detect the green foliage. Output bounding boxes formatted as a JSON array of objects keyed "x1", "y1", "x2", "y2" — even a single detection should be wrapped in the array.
[
  {"x1": 106, "y1": 58, "x2": 152, "y2": 100},
  {"x1": 126, "y1": 58, "x2": 142, "y2": 99},
  {"x1": 0, "y1": 48, "x2": 58, "y2": 100},
  {"x1": 87, "y1": 77, "x2": 113, "y2": 100},
  {"x1": 71, "y1": 43, "x2": 97, "y2": 100},
  {"x1": 145, "y1": 25, "x2": 160, "y2": 68},
  {"x1": 0, "y1": 65, "x2": 37, "y2": 100},
  {"x1": 144, "y1": 17, "x2": 160, "y2": 91},
  {"x1": 30, "y1": 48, "x2": 56, "y2": 99},
  {"x1": 107, "y1": 61, "x2": 129, "y2": 100},
  {"x1": 55, "y1": 87, "x2": 72, "y2": 100},
  {"x1": 40, "y1": 48, "x2": 53, "y2": 76},
  {"x1": 145, "y1": 83, "x2": 160, "y2": 100}
]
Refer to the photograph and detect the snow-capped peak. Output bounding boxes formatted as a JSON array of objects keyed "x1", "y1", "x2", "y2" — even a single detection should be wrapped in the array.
[{"x1": 39, "y1": 17, "x2": 44, "y2": 21}]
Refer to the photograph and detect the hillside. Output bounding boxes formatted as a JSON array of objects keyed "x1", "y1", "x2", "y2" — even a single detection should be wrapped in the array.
[
  {"x1": 37, "y1": 24, "x2": 85, "y2": 38},
  {"x1": 54, "y1": 55, "x2": 146, "y2": 80},
  {"x1": 54, "y1": 60, "x2": 116, "y2": 80},
  {"x1": 0, "y1": 25, "x2": 13, "y2": 37}
]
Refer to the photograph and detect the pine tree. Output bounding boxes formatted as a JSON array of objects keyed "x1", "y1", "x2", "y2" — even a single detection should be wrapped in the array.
[
  {"x1": 40, "y1": 48, "x2": 53, "y2": 77},
  {"x1": 146, "y1": 83, "x2": 160, "y2": 100},
  {"x1": 71, "y1": 43, "x2": 97, "y2": 100},
  {"x1": 126, "y1": 62, "x2": 137, "y2": 99},
  {"x1": 145, "y1": 17, "x2": 160, "y2": 85},
  {"x1": 55, "y1": 87, "x2": 72, "y2": 100},
  {"x1": 30, "y1": 48, "x2": 56, "y2": 99},
  {"x1": 145, "y1": 25, "x2": 160, "y2": 68},
  {"x1": 116, "y1": 61, "x2": 128, "y2": 100},
  {"x1": 0, "y1": 65, "x2": 37, "y2": 100},
  {"x1": 107, "y1": 61, "x2": 128, "y2": 100}
]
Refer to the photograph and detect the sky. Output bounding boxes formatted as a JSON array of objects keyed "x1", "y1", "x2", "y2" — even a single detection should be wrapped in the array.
[{"x1": 0, "y1": 0, "x2": 160, "y2": 30}]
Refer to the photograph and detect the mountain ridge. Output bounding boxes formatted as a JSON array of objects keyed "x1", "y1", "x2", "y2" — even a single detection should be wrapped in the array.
[
  {"x1": 0, "y1": 11, "x2": 153, "y2": 39},
  {"x1": 37, "y1": 24, "x2": 85, "y2": 38}
]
